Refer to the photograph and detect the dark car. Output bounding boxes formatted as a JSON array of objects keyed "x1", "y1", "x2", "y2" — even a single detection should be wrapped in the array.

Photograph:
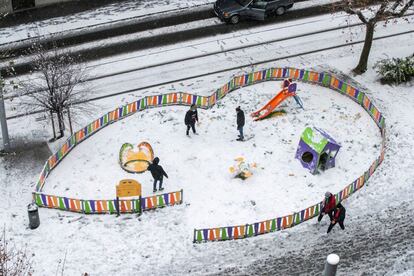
[{"x1": 214, "y1": 0, "x2": 294, "y2": 24}]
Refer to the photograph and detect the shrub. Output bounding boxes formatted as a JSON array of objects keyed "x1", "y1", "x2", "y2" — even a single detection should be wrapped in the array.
[
  {"x1": 0, "y1": 229, "x2": 33, "y2": 276},
  {"x1": 374, "y1": 54, "x2": 414, "y2": 84}
]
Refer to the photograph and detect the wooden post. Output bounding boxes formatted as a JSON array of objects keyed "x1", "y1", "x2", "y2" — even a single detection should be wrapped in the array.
[
  {"x1": 116, "y1": 197, "x2": 120, "y2": 217},
  {"x1": 180, "y1": 189, "x2": 183, "y2": 204},
  {"x1": 193, "y1": 229, "x2": 196, "y2": 243},
  {"x1": 138, "y1": 195, "x2": 142, "y2": 216}
]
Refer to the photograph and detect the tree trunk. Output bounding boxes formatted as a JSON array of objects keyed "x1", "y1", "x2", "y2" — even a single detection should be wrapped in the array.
[
  {"x1": 56, "y1": 110, "x2": 65, "y2": 139},
  {"x1": 50, "y1": 111, "x2": 57, "y2": 141},
  {"x1": 67, "y1": 107, "x2": 73, "y2": 135},
  {"x1": 354, "y1": 22, "x2": 376, "y2": 74}
]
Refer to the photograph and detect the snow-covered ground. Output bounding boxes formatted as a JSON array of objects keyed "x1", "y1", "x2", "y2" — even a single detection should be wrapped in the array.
[
  {"x1": 43, "y1": 80, "x2": 381, "y2": 227},
  {"x1": 1, "y1": 8, "x2": 413, "y2": 276}
]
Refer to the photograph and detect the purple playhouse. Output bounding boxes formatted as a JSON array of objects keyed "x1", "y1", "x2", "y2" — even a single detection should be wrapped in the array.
[{"x1": 295, "y1": 127, "x2": 341, "y2": 174}]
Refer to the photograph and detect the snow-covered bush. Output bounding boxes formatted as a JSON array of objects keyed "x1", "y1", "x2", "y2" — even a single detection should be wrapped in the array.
[
  {"x1": 374, "y1": 54, "x2": 414, "y2": 84},
  {"x1": 0, "y1": 229, "x2": 33, "y2": 276}
]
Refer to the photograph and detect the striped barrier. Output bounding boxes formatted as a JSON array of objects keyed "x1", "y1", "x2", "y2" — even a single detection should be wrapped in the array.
[
  {"x1": 32, "y1": 189, "x2": 183, "y2": 214},
  {"x1": 33, "y1": 67, "x2": 385, "y2": 240},
  {"x1": 193, "y1": 67, "x2": 386, "y2": 242}
]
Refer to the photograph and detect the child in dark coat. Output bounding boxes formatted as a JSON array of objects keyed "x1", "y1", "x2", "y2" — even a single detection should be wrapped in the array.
[
  {"x1": 236, "y1": 106, "x2": 245, "y2": 141},
  {"x1": 184, "y1": 104, "x2": 199, "y2": 136},
  {"x1": 327, "y1": 203, "x2": 346, "y2": 233},
  {"x1": 147, "y1": 157, "x2": 168, "y2": 193}
]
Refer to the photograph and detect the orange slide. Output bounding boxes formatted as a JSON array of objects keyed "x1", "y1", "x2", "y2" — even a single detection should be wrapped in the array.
[{"x1": 251, "y1": 89, "x2": 296, "y2": 121}]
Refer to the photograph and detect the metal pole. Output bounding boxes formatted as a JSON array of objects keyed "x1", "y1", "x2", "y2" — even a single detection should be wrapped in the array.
[
  {"x1": 0, "y1": 85, "x2": 10, "y2": 151},
  {"x1": 324, "y1": 254, "x2": 340, "y2": 276}
]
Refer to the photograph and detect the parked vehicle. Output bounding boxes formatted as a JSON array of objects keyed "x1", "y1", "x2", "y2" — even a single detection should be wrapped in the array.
[{"x1": 213, "y1": 0, "x2": 294, "y2": 24}]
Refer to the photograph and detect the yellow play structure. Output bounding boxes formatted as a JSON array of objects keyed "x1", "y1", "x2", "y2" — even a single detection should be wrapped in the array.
[{"x1": 119, "y1": 142, "x2": 154, "y2": 173}]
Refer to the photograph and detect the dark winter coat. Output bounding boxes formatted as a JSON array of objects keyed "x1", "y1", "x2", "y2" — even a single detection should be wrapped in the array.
[
  {"x1": 185, "y1": 110, "x2": 198, "y2": 125},
  {"x1": 333, "y1": 204, "x2": 346, "y2": 223},
  {"x1": 322, "y1": 195, "x2": 336, "y2": 213},
  {"x1": 237, "y1": 109, "x2": 245, "y2": 128},
  {"x1": 147, "y1": 157, "x2": 168, "y2": 180},
  {"x1": 283, "y1": 79, "x2": 292, "y2": 88}
]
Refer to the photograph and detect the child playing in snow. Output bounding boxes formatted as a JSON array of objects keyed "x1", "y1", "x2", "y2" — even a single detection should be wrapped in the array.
[
  {"x1": 236, "y1": 106, "x2": 245, "y2": 141},
  {"x1": 327, "y1": 203, "x2": 346, "y2": 233},
  {"x1": 318, "y1": 191, "x2": 336, "y2": 222},
  {"x1": 282, "y1": 78, "x2": 293, "y2": 90},
  {"x1": 147, "y1": 157, "x2": 168, "y2": 193},
  {"x1": 184, "y1": 104, "x2": 199, "y2": 136}
]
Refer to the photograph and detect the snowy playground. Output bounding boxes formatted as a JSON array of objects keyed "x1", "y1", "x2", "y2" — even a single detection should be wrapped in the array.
[
  {"x1": 37, "y1": 69, "x2": 382, "y2": 234},
  {"x1": 1, "y1": 1, "x2": 413, "y2": 271}
]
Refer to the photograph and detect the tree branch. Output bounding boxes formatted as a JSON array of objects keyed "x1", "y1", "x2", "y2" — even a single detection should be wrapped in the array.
[{"x1": 343, "y1": 4, "x2": 369, "y2": 24}]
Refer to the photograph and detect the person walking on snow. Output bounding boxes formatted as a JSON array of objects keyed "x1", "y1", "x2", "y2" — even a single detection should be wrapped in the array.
[
  {"x1": 236, "y1": 106, "x2": 245, "y2": 141},
  {"x1": 318, "y1": 191, "x2": 336, "y2": 222},
  {"x1": 185, "y1": 104, "x2": 199, "y2": 136},
  {"x1": 327, "y1": 203, "x2": 346, "y2": 233},
  {"x1": 147, "y1": 157, "x2": 168, "y2": 193}
]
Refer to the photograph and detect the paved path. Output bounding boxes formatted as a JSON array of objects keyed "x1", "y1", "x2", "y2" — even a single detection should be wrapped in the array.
[{"x1": 207, "y1": 203, "x2": 413, "y2": 275}]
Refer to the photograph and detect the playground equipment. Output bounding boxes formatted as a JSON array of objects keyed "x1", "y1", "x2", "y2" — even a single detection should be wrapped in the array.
[
  {"x1": 31, "y1": 67, "x2": 385, "y2": 238},
  {"x1": 295, "y1": 127, "x2": 341, "y2": 174},
  {"x1": 229, "y1": 157, "x2": 257, "y2": 180},
  {"x1": 119, "y1": 142, "x2": 154, "y2": 173},
  {"x1": 251, "y1": 79, "x2": 303, "y2": 121},
  {"x1": 116, "y1": 179, "x2": 142, "y2": 216}
]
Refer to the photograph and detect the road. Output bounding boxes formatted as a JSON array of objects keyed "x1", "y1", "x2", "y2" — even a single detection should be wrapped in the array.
[
  {"x1": 1, "y1": 1, "x2": 345, "y2": 76},
  {"x1": 4, "y1": 13, "x2": 414, "y2": 120}
]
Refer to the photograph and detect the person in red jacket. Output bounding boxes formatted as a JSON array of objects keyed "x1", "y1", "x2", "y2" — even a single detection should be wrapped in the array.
[
  {"x1": 318, "y1": 191, "x2": 336, "y2": 222},
  {"x1": 327, "y1": 203, "x2": 346, "y2": 233}
]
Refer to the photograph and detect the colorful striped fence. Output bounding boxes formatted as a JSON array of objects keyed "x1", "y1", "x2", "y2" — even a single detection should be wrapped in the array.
[
  {"x1": 33, "y1": 67, "x2": 385, "y2": 239},
  {"x1": 32, "y1": 189, "x2": 183, "y2": 214},
  {"x1": 193, "y1": 67, "x2": 386, "y2": 242}
]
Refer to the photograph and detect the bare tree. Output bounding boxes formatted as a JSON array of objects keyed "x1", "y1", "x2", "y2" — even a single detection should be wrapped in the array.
[
  {"x1": 0, "y1": 228, "x2": 34, "y2": 276},
  {"x1": 335, "y1": 0, "x2": 413, "y2": 74},
  {"x1": 19, "y1": 42, "x2": 92, "y2": 141}
]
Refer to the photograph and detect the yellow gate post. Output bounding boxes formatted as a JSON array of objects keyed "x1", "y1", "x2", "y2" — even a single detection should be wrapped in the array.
[{"x1": 116, "y1": 179, "x2": 142, "y2": 216}]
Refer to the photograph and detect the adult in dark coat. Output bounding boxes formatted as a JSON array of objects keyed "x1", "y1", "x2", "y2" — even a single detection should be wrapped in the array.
[
  {"x1": 318, "y1": 191, "x2": 336, "y2": 222},
  {"x1": 327, "y1": 203, "x2": 346, "y2": 233},
  {"x1": 185, "y1": 104, "x2": 199, "y2": 136},
  {"x1": 147, "y1": 157, "x2": 168, "y2": 192},
  {"x1": 236, "y1": 106, "x2": 245, "y2": 141}
]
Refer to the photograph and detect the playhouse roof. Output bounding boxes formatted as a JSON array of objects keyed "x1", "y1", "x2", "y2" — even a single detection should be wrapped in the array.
[{"x1": 301, "y1": 127, "x2": 340, "y2": 154}]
